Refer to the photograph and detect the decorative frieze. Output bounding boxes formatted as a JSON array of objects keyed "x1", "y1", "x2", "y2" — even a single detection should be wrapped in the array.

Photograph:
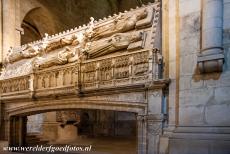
[
  {"x1": 35, "y1": 65, "x2": 78, "y2": 90},
  {"x1": 0, "y1": 76, "x2": 29, "y2": 93}
]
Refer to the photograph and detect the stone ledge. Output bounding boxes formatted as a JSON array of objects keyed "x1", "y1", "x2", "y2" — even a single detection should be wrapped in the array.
[
  {"x1": 174, "y1": 126, "x2": 230, "y2": 134},
  {"x1": 169, "y1": 126, "x2": 230, "y2": 140},
  {"x1": 79, "y1": 79, "x2": 170, "y2": 97},
  {"x1": 170, "y1": 132, "x2": 230, "y2": 140}
]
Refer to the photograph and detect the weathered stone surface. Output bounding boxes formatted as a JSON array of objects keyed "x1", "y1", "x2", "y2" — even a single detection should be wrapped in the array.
[
  {"x1": 169, "y1": 139, "x2": 230, "y2": 154},
  {"x1": 180, "y1": 54, "x2": 197, "y2": 76},
  {"x1": 179, "y1": 0, "x2": 201, "y2": 16},
  {"x1": 1, "y1": 0, "x2": 230, "y2": 154}
]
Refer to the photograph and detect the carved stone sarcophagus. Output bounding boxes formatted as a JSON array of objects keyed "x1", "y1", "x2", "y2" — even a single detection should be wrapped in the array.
[{"x1": 0, "y1": 2, "x2": 162, "y2": 99}]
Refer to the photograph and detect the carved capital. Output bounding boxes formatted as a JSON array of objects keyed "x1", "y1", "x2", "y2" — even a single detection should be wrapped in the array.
[{"x1": 137, "y1": 114, "x2": 148, "y2": 122}]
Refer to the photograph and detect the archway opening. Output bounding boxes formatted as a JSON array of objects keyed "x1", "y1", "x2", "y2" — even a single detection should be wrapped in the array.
[
  {"x1": 20, "y1": 8, "x2": 56, "y2": 45},
  {"x1": 23, "y1": 109, "x2": 137, "y2": 154}
]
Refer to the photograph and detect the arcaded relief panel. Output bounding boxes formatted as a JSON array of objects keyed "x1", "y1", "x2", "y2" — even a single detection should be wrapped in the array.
[
  {"x1": 114, "y1": 55, "x2": 130, "y2": 79},
  {"x1": 0, "y1": 76, "x2": 30, "y2": 93}
]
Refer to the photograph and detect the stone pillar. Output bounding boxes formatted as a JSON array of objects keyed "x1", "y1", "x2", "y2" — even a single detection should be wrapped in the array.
[
  {"x1": 197, "y1": 0, "x2": 224, "y2": 73},
  {"x1": 147, "y1": 114, "x2": 164, "y2": 154},
  {"x1": 9, "y1": 116, "x2": 26, "y2": 147},
  {"x1": 137, "y1": 114, "x2": 147, "y2": 154},
  {"x1": 0, "y1": 103, "x2": 1, "y2": 129},
  {"x1": 0, "y1": 0, "x2": 3, "y2": 63},
  {"x1": 57, "y1": 125, "x2": 78, "y2": 143},
  {"x1": 2, "y1": 0, "x2": 16, "y2": 59},
  {"x1": 42, "y1": 112, "x2": 59, "y2": 141},
  {"x1": 18, "y1": 116, "x2": 27, "y2": 146}
]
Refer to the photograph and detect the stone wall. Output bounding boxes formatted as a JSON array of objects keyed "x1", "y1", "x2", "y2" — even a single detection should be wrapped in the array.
[{"x1": 163, "y1": 0, "x2": 230, "y2": 153}]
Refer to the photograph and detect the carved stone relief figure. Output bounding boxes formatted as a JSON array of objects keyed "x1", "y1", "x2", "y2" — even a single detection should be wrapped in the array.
[
  {"x1": 44, "y1": 35, "x2": 79, "y2": 53},
  {"x1": 5, "y1": 44, "x2": 41, "y2": 64},
  {"x1": 92, "y1": 9, "x2": 148, "y2": 40},
  {"x1": 32, "y1": 47, "x2": 75, "y2": 70},
  {"x1": 86, "y1": 32, "x2": 142, "y2": 58}
]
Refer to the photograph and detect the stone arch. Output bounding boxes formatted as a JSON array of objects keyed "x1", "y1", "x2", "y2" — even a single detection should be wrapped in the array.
[
  {"x1": 21, "y1": 7, "x2": 57, "y2": 45},
  {"x1": 7, "y1": 100, "x2": 146, "y2": 117}
]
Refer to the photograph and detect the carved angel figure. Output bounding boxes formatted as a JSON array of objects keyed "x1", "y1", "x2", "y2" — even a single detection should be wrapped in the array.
[{"x1": 92, "y1": 9, "x2": 148, "y2": 40}]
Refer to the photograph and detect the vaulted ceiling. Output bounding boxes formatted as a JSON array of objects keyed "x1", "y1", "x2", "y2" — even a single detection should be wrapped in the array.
[{"x1": 21, "y1": 0, "x2": 155, "y2": 45}]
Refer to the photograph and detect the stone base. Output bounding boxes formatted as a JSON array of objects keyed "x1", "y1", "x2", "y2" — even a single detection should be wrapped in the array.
[
  {"x1": 168, "y1": 127, "x2": 230, "y2": 154},
  {"x1": 169, "y1": 138, "x2": 230, "y2": 154},
  {"x1": 42, "y1": 122, "x2": 59, "y2": 142},
  {"x1": 57, "y1": 125, "x2": 78, "y2": 142}
]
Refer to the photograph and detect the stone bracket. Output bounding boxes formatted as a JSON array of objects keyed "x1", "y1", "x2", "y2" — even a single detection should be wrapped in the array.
[{"x1": 197, "y1": 52, "x2": 224, "y2": 73}]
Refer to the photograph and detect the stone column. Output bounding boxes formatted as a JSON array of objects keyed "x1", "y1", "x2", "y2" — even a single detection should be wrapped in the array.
[
  {"x1": 197, "y1": 0, "x2": 224, "y2": 73},
  {"x1": 42, "y1": 112, "x2": 59, "y2": 141},
  {"x1": 2, "y1": 0, "x2": 16, "y2": 59},
  {"x1": 0, "y1": 0, "x2": 3, "y2": 63},
  {"x1": 137, "y1": 114, "x2": 147, "y2": 154},
  {"x1": 8, "y1": 116, "x2": 27, "y2": 146},
  {"x1": 18, "y1": 116, "x2": 27, "y2": 146}
]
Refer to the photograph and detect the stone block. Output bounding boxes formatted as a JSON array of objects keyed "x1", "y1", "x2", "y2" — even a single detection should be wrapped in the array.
[
  {"x1": 206, "y1": 104, "x2": 230, "y2": 125},
  {"x1": 179, "y1": 88, "x2": 214, "y2": 107},
  {"x1": 224, "y1": 3, "x2": 230, "y2": 27},
  {"x1": 224, "y1": 47, "x2": 230, "y2": 71},
  {"x1": 219, "y1": 71, "x2": 230, "y2": 86},
  {"x1": 180, "y1": 36, "x2": 200, "y2": 56},
  {"x1": 159, "y1": 136, "x2": 169, "y2": 154},
  {"x1": 224, "y1": 0, "x2": 230, "y2": 4},
  {"x1": 203, "y1": 28, "x2": 222, "y2": 48},
  {"x1": 148, "y1": 90, "x2": 162, "y2": 114},
  {"x1": 169, "y1": 61, "x2": 176, "y2": 78},
  {"x1": 57, "y1": 125, "x2": 78, "y2": 142},
  {"x1": 179, "y1": 0, "x2": 201, "y2": 16},
  {"x1": 191, "y1": 78, "x2": 204, "y2": 89},
  {"x1": 223, "y1": 30, "x2": 230, "y2": 46},
  {"x1": 180, "y1": 76, "x2": 191, "y2": 90},
  {"x1": 180, "y1": 54, "x2": 197, "y2": 76},
  {"x1": 169, "y1": 79, "x2": 176, "y2": 96},
  {"x1": 169, "y1": 138, "x2": 230, "y2": 154},
  {"x1": 215, "y1": 86, "x2": 230, "y2": 103},
  {"x1": 223, "y1": 17, "x2": 230, "y2": 29},
  {"x1": 180, "y1": 12, "x2": 200, "y2": 40},
  {"x1": 179, "y1": 105, "x2": 206, "y2": 125},
  {"x1": 204, "y1": 78, "x2": 219, "y2": 88}
]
